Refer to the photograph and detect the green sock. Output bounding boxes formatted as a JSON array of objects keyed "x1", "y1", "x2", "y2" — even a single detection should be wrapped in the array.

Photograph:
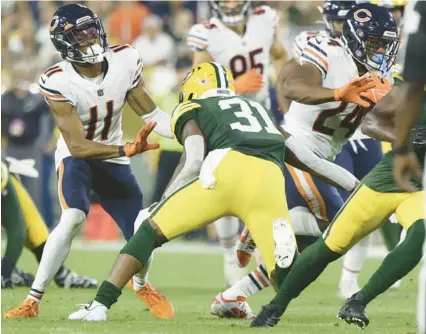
[
  {"x1": 379, "y1": 221, "x2": 402, "y2": 251},
  {"x1": 274, "y1": 252, "x2": 298, "y2": 289},
  {"x1": 95, "y1": 281, "x2": 122, "y2": 308},
  {"x1": 271, "y1": 238, "x2": 341, "y2": 309},
  {"x1": 120, "y1": 221, "x2": 160, "y2": 265},
  {"x1": 361, "y1": 220, "x2": 425, "y2": 304}
]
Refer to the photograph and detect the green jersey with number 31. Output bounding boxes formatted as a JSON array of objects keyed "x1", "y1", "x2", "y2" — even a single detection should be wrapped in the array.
[{"x1": 171, "y1": 96, "x2": 286, "y2": 170}]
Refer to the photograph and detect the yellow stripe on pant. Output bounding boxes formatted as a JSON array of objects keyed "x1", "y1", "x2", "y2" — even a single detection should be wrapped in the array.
[
  {"x1": 10, "y1": 176, "x2": 49, "y2": 249},
  {"x1": 151, "y1": 150, "x2": 293, "y2": 274},
  {"x1": 325, "y1": 184, "x2": 425, "y2": 254}
]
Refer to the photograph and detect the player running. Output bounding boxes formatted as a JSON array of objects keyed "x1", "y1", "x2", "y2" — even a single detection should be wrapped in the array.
[
  {"x1": 251, "y1": 65, "x2": 425, "y2": 330},
  {"x1": 66, "y1": 61, "x2": 375, "y2": 322},
  {"x1": 188, "y1": 0, "x2": 289, "y2": 286},
  {"x1": 4, "y1": 3, "x2": 174, "y2": 320}
]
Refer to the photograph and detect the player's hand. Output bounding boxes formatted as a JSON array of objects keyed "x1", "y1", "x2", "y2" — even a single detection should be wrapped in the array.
[
  {"x1": 124, "y1": 121, "x2": 160, "y2": 157},
  {"x1": 334, "y1": 74, "x2": 376, "y2": 108},
  {"x1": 234, "y1": 69, "x2": 264, "y2": 94},
  {"x1": 393, "y1": 152, "x2": 422, "y2": 192},
  {"x1": 360, "y1": 73, "x2": 392, "y2": 104}
]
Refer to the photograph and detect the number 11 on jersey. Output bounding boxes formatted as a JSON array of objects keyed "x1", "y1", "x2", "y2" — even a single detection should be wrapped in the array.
[{"x1": 86, "y1": 100, "x2": 114, "y2": 141}]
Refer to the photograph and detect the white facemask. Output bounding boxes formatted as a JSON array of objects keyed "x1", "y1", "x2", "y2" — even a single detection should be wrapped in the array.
[{"x1": 83, "y1": 43, "x2": 105, "y2": 64}]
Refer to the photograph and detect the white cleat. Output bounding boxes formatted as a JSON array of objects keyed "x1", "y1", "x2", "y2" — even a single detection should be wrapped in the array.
[
  {"x1": 236, "y1": 227, "x2": 257, "y2": 268},
  {"x1": 273, "y1": 218, "x2": 297, "y2": 269},
  {"x1": 390, "y1": 279, "x2": 402, "y2": 289},
  {"x1": 68, "y1": 301, "x2": 108, "y2": 321},
  {"x1": 211, "y1": 293, "x2": 254, "y2": 319},
  {"x1": 338, "y1": 279, "x2": 361, "y2": 299}
]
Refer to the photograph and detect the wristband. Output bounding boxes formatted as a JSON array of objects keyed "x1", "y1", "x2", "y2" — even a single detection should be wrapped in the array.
[
  {"x1": 118, "y1": 145, "x2": 126, "y2": 157},
  {"x1": 392, "y1": 143, "x2": 413, "y2": 155}
]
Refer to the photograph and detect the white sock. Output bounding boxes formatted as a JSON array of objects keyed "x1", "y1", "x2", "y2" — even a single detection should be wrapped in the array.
[
  {"x1": 28, "y1": 209, "x2": 86, "y2": 302},
  {"x1": 133, "y1": 253, "x2": 153, "y2": 291},
  {"x1": 341, "y1": 237, "x2": 369, "y2": 282},
  {"x1": 223, "y1": 264, "x2": 271, "y2": 299}
]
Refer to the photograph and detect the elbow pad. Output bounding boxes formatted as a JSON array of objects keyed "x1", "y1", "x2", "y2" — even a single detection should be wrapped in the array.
[
  {"x1": 141, "y1": 107, "x2": 173, "y2": 138},
  {"x1": 286, "y1": 136, "x2": 358, "y2": 192}
]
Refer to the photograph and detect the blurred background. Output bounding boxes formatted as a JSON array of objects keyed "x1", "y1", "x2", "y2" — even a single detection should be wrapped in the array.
[{"x1": 1, "y1": 0, "x2": 325, "y2": 242}]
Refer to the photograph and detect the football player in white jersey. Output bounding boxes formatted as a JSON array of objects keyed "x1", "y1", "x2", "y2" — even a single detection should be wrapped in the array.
[
  {"x1": 211, "y1": 2, "x2": 398, "y2": 319},
  {"x1": 4, "y1": 4, "x2": 174, "y2": 320},
  {"x1": 187, "y1": 0, "x2": 288, "y2": 287}
]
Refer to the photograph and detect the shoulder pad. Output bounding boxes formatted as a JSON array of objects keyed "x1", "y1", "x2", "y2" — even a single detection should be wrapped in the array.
[
  {"x1": 121, "y1": 46, "x2": 143, "y2": 89},
  {"x1": 171, "y1": 101, "x2": 201, "y2": 135},
  {"x1": 39, "y1": 64, "x2": 75, "y2": 105},
  {"x1": 188, "y1": 23, "x2": 209, "y2": 51},
  {"x1": 300, "y1": 36, "x2": 331, "y2": 79}
]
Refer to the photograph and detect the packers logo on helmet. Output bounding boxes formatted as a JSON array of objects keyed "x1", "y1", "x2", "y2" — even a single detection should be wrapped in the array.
[{"x1": 179, "y1": 62, "x2": 235, "y2": 103}]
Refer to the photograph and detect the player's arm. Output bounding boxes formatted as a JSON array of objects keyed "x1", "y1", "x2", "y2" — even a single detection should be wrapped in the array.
[
  {"x1": 361, "y1": 88, "x2": 398, "y2": 142},
  {"x1": 192, "y1": 50, "x2": 213, "y2": 66},
  {"x1": 126, "y1": 78, "x2": 174, "y2": 138},
  {"x1": 48, "y1": 99, "x2": 158, "y2": 159},
  {"x1": 275, "y1": 58, "x2": 299, "y2": 113},
  {"x1": 162, "y1": 120, "x2": 205, "y2": 199},
  {"x1": 270, "y1": 36, "x2": 288, "y2": 80},
  {"x1": 280, "y1": 128, "x2": 359, "y2": 191}
]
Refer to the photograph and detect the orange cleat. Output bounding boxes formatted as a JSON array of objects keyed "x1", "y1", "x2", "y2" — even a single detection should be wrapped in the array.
[
  {"x1": 128, "y1": 280, "x2": 174, "y2": 319},
  {"x1": 4, "y1": 299, "x2": 39, "y2": 318},
  {"x1": 236, "y1": 227, "x2": 257, "y2": 268}
]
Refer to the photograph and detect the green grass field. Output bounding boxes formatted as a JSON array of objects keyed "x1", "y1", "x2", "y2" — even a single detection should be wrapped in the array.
[{"x1": 1, "y1": 247, "x2": 420, "y2": 334}]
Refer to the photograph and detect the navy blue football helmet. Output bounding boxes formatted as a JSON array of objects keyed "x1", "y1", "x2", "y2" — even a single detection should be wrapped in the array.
[
  {"x1": 342, "y1": 3, "x2": 399, "y2": 75},
  {"x1": 209, "y1": 1, "x2": 251, "y2": 26},
  {"x1": 319, "y1": 1, "x2": 357, "y2": 38},
  {"x1": 49, "y1": 4, "x2": 107, "y2": 65}
]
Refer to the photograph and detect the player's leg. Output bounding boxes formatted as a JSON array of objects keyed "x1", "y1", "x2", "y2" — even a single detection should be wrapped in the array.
[
  {"x1": 339, "y1": 191, "x2": 424, "y2": 329},
  {"x1": 91, "y1": 160, "x2": 173, "y2": 319},
  {"x1": 214, "y1": 216, "x2": 247, "y2": 286},
  {"x1": 4, "y1": 157, "x2": 91, "y2": 318},
  {"x1": 1, "y1": 177, "x2": 27, "y2": 288},
  {"x1": 14, "y1": 174, "x2": 97, "y2": 289},
  {"x1": 252, "y1": 185, "x2": 399, "y2": 328}
]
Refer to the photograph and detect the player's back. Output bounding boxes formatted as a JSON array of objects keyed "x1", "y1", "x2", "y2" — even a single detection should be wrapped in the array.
[
  {"x1": 172, "y1": 95, "x2": 285, "y2": 169},
  {"x1": 283, "y1": 36, "x2": 363, "y2": 161},
  {"x1": 39, "y1": 44, "x2": 143, "y2": 168}
]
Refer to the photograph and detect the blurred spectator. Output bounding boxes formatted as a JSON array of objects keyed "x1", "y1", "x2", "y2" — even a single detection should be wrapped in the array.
[
  {"x1": 108, "y1": 1, "x2": 151, "y2": 45},
  {"x1": 133, "y1": 14, "x2": 175, "y2": 68},
  {"x1": 171, "y1": 9, "x2": 194, "y2": 64},
  {"x1": 1, "y1": 63, "x2": 54, "y2": 216}
]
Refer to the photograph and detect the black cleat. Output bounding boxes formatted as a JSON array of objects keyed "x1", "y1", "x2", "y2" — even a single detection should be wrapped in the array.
[
  {"x1": 1, "y1": 276, "x2": 13, "y2": 289},
  {"x1": 338, "y1": 292, "x2": 370, "y2": 329},
  {"x1": 54, "y1": 268, "x2": 98, "y2": 289},
  {"x1": 11, "y1": 267, "x2": 35, "y2": 287},
  {"x1": 250, "y1": 303, "x2": 284, "y2": 328}
]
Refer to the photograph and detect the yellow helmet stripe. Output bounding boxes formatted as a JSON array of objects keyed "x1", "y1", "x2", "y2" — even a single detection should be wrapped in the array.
[{"x1": 209, "y1": 62, "x2": 227, "y2": 89}]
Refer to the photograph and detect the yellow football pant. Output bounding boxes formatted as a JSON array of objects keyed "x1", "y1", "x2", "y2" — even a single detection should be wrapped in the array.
[
  {"x1": 325, "y1": 184, "x2": 425, "y2": 254},
  {"x1": 10, "y1": 176, "x2": 49, "y2": 249},
  {"x1": 151, "y1": 150, "x2": 292, "y2": 274}
]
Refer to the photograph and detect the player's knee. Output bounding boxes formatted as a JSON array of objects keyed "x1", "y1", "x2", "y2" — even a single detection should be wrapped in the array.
[
  {"x1": 56, "y1": 208, "x2": 86, "y2": 238},
  {"x1": 289, "y1": 207, "x2": 322, "y2": 237},
  {"x1": 120, "y1": 220, "x2": 164, "y2": 265}
]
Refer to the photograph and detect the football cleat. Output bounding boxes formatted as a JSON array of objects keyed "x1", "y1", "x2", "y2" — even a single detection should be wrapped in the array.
[
  {"x1": 236, "y1": 227, "x2": 257, "y2": 268},
  {"x1": 129, "y1": 280, "x2": 174, "y2": 319},
  {"x1": 211, "y1": 293, "x2": 254, "y2": 319},
  {"x1": 68, "y1": 300, "x2": 107, "y2": 321},
  {"x1": 250, "y1": 303, "x2": 284, "y2": 327},
  {"x1": 3, "y1": 299, "x2": 39, "y2": 318},
  {"x1": 54, "y1": 268, "x2": 98, "y2": 289},
  {"x1": 337, "y1": 292, "x2": 370, "y2": 329},
  {"x1": 338, "y1": 278, "x2": 360, "y2": 299},
  {"x1": 273, "y1": 218, "x2": 297, "y2": 269},
  {"x1": 11, "y1": 267, "x2": 35, "y2": 287}
]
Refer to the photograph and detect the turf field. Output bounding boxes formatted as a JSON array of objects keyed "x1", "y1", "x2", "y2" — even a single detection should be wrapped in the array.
[{"x1": 1, "y1": 244, "x2": 420, "y2": 334}]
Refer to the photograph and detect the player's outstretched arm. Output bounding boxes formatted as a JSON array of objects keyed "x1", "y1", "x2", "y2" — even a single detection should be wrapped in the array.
[
  {"x1": 162, "y1": 120, "x2": 205, "y2": 199},
  {"x1": 126, "y1": 79, "x2": 174, "y2": 138},
  {"x1": 192, "y1": 50, "x2": 214, "y2": 67},
  {"x1": 280, "y1": 128, "x2": 359, "y2": 192},
  {"x1": 49, "y1": 99, "x2": 157, "y2": 159},
  {"x1": 270, "y1": 37, "x2": 288, "y2": 81},
  {"x1": 275, "y1": 58, "x2": 299, "y2": 113}
]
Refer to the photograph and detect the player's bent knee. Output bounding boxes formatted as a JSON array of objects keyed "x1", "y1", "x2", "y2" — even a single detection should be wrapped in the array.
[
  {"x1": 57, "y1": 208, "x2": 86, "y2": 238},
  {"x1": 120, "y1": 220, "x2": 164, "y2": 266},
  {"x1": 289, "y1": 207, "x2": 322, "y2": 237}
]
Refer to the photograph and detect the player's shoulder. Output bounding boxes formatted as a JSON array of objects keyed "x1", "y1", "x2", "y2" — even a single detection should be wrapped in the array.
[
  {"x1": 250, "y1": 5, "x2": 277, "y2": 29},
  {"x1": 251, "y1": 5, "x2": 277, "y2": 20},
  {"x1": 188, "y1": 20, "x2": 217, "y2": 50},
  {"x1": 39, "y1": 61, "x2": 74, "y2": 104},
  {"x1": 172, "y1": 100, "x2": 202, "y2": 120},
  {"x1": 293, "y1": 30, "x2": 327, "y2": 60},
  {"x1": 109, "y1": 44, "x2": 141, "y2": 64}
]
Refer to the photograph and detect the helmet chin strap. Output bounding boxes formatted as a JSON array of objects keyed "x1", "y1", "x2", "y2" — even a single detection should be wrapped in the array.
[{"x1": 83, "y1": 43, "x2": 105, "y2": 64}]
